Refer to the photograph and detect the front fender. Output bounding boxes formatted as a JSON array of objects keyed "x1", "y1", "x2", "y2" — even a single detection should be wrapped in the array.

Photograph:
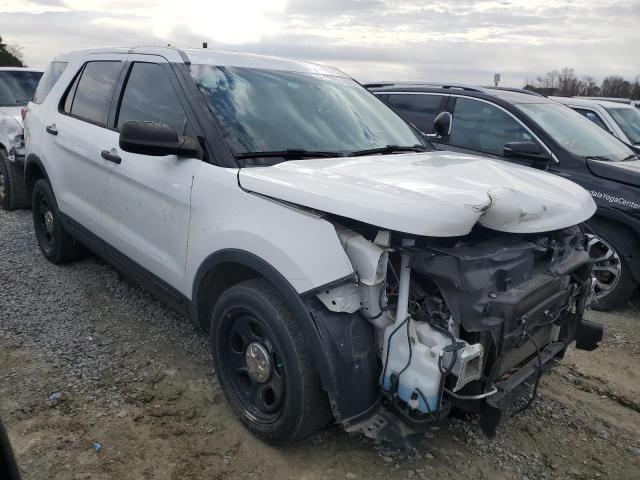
[
  {"x1": 186, "y1": 166, "x2": 354, "y2": 296},
  {"x1": 190, "y1": 248, "x2": 377, "y2": 424},
  {"x1": 186, "y1": 165, "x2": 378, "y2": 423}
]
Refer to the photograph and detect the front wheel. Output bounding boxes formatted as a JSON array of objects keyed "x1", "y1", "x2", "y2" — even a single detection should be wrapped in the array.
[
  {"x1": 210, "y1": 278, "x2": 331, "y2": 445},
  {"x1": 587, "y1": 233, "x2": 637, "y2": 311}
]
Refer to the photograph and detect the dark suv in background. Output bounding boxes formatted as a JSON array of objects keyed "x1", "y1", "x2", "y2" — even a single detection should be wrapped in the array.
[{"x1": 367, "y1": 82, "x2": 640, "y2": 310}]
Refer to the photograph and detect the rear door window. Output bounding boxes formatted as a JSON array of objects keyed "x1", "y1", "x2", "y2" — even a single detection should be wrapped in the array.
[
  {"x1": 447, "y1": 97, "x2": 533, "y2": 155},
  {"x1": 384, "y1": 93, "x2": 447, "y2": 134},
  {"x1": 32, "y1": 62, "x2": 67, "y2": 104},
  {"x1": 116, "y1": 62, "x2": 188, "y2": 135},
  {"x1": 65, "y1": 61, "x2": 122, "y2": 126}
]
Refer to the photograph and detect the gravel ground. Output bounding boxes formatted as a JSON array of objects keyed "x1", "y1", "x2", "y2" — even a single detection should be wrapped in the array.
[{"x1": 1, "y1": 208, "x2": 639, "y2": 480}]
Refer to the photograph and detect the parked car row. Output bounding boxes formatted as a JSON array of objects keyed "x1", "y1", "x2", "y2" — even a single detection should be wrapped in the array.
[
  {"x1": 366, "y1": 82, "x2": 640, "y2": 311},
  {"x1": 0, "y1": 47, "x2": 617, "y2": 447},
  {"x1": 551, "y1": 96, "x2": 640, "y2": 154}
]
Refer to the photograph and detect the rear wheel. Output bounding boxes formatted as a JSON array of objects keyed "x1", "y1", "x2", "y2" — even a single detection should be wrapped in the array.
[
  {"x1": 210, "y1": 278, "x2": 331, "y2": 445},
  {"x1": 32, "y1": 179, "x2": 83, "y2": 264},
  {"x1": 587, "y1": 233, "x2": 637, "y2": 311}
]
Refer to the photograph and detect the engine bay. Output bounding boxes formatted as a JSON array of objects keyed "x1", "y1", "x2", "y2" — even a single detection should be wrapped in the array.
[{"x1": 317, "y1": 221, "x2": 600, "y2": 442}]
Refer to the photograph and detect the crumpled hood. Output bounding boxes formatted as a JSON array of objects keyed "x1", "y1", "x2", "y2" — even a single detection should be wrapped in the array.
[{"x1": 238, "y1": 151, "x2": 596, "y2": 237}]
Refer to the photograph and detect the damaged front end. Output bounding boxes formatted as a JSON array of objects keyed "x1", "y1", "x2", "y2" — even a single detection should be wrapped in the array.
[{"x1": 313, "y1": 222, "x2": 603, "y2": 444}]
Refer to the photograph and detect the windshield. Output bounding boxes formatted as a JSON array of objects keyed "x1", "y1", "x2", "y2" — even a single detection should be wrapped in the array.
[
  {"x1": 606, "y1": 107, "x2": 640, "y2": 145},
  {"x1": 517, "y1": 102, "x2": 634, "y2": 161},
  {"x1": 0, "y1": 70, "x2": 43, "y2": 107},
  {"x1": 190, "y1": 65, "x2": 424, "y2": 157}
]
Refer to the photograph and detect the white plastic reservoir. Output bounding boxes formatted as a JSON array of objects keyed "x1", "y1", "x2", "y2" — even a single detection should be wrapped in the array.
[{"x1": 380, "y1": 319, "x2": 451, "y2": 413}]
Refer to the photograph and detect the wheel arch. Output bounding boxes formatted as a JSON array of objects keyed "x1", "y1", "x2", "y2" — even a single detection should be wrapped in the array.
[
  {"x1": 190, "y1": 250, "x2": 271, "y2": 331},
  {"x1": 189, "y1": 248, "x2": 379, "y2": 425},
  {"x1": 24, "y1": 153, "x2": 49, "y2": 199}
]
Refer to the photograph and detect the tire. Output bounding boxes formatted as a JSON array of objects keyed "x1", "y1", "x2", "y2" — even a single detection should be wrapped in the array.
[
  {"x1": 0, "y1": 150, "x2": 30, "y2": 211},
  {"x1": 210, "y1": 278, "x2": 331, "y2": 445},
  {"x1": 587, "y1": 233, "x2": 637, "y2": 311},
  {"x1": 0, "y1": 418, "x2": 21, "y2": 480},
  {"x1": 32, "y1": 179, "x2": 83, "y2": 264}
]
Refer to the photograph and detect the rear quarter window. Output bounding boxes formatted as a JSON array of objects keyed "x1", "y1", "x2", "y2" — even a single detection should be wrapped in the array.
[{"x1": 32, "y1": 62, "x2": 67, "y2": 104}]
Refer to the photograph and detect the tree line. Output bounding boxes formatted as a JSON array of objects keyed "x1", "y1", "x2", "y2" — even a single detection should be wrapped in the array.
[
  {"x1": 0, "y1": 35, "x2": 25, "y2": 67},
  {"x1": 2, "y1": 35, "x2": 640, "y2": 100},
  {"x1": 525, "y1": 68, "x2": 640, "y2": 99}
]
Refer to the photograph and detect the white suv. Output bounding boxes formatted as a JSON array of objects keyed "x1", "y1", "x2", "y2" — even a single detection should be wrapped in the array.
[{"x1": 24, "y1": 47, "x2": 602, "y2": 445}]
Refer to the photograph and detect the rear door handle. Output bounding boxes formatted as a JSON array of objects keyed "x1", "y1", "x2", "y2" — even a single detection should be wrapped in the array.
[
  {"x1": 45, "y1": 124, "x2": 58, "y2": 135},
  {"x1": 101, "y1": 149, "x2": 122, "y2": 164}
]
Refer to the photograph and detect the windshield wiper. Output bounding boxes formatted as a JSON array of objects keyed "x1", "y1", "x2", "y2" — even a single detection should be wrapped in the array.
[
  {"x1": 348, "y1": 144, "x2": 428, "y2": 157},
  {"x1": 234, "y1": 149, "x2": 343, "y2": 160},
  {"x1": 584, "y1": 155, "x2": 612, "y2": 161},
  {"x1": 621, "y1": 153, "x2": 638, "y2": 161}
]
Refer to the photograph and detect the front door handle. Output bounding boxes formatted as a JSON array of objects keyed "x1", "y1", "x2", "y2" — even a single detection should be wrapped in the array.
[
  {"x1": 46, "y1": 124, "x2": 58, "y2": 135},
  {"x1": 101, "y1": 149, "x2": 122, "y2": 164}
]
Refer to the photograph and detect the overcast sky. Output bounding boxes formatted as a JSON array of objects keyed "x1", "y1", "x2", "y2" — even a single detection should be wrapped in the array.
[{"x1": 2, "y1": 0, "x2": 639, "y2": 86}]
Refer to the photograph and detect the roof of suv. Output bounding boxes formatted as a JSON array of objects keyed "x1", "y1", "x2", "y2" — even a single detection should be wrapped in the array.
[
  {"x1": 550, "y1": 96, "x2": 637, "y2": 110},
  {"x1": 53, "y1": 46, "x2": 348, "y2": 77},
  {"x1": 0, "y1": 67, "x2": 42, "y2": 73},
  {"x1": 364, "y1": 82, "x2": 555, "y2": 105}
]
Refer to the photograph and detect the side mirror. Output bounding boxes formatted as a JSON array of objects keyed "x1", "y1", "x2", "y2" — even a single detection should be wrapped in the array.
[
  {"x1": 433, "y1": 111, "x2": 452, "y2": 137},
  {"x1": 503, "y1": 141, "x2": 550, "y2": 162},
  {"x1": 119, "y1": 121, "x2": 203, "y2": 159}
]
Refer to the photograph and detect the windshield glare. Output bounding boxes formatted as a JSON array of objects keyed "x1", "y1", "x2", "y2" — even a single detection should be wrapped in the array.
[
  {"x1": 190, "y1": 65, "x2": 423, "y2": 156},
  {"x1": 0, "y1": 71, "x2": 43, "y2": 107},
  {"x1": 517, "y1": 102, "x2": 634, "y2": 161},
  {"x1": 606, "y1": 107, "x2": 640, "y2": 145}
]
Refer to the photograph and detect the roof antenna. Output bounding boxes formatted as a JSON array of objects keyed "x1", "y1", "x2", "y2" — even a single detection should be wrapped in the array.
[{"x1": 202, "y1": 41, "x2": 208, "y2": 49}]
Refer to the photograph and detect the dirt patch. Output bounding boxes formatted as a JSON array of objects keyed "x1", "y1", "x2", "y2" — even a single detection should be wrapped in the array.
[{"x1": 1, "y1": 209, "x2": 639, "y2": 479}]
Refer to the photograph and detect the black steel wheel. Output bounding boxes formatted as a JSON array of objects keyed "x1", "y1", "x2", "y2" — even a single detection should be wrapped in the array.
[
  {"x1": 34, "y1": 189, "x2": 56, "y2": 256},
  {"x1": 220, "y1": 310, "x2": 286, "y2": 423},
  {"x1": 210, "y1": 278, "x2": 331, "y2": 444},
  {"x1": 32, "y1": 179, "x2": 83, "y2": 264}
]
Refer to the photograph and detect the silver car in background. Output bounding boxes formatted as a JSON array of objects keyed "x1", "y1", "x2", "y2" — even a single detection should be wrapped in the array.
[{"x1": 552, "y1": 96, "x2": 640, "y2": 154}]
